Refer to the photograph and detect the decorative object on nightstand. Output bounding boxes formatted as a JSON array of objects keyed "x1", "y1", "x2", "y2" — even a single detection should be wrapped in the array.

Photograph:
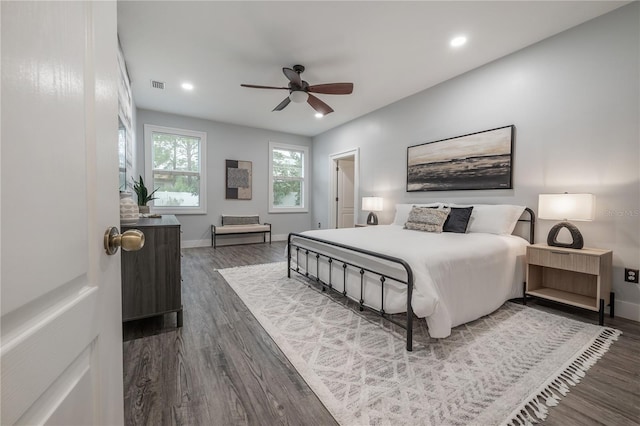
[
  {"x1": 362, "y1": 196, "x2": 383, "y2": 225},
  {"x1": 525, "y1": 243, "x2": 613, "y2": 325},
  {"x1": 538, "y1": 193, "x2": 595, "y2": 249}
]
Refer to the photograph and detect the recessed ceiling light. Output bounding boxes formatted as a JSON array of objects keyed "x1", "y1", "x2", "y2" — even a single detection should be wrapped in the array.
[
  {"x1": 181, "y1": 82, "x2": 194, "y2": 91},
  {"x1": 315, "y1": 113, "x2": 324, "y2": 118},
  {"x1": 450, "y1": 36, "x2": 467, "y2": 48}
]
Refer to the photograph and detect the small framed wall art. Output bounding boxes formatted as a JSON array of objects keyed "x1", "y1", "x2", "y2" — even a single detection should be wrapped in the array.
[
  {"x1": 407, "y1": 125, "x2": 514, "y2": 192},
  {"x1": 226, "y1": 159, "x2": 252, "y2": 200}
]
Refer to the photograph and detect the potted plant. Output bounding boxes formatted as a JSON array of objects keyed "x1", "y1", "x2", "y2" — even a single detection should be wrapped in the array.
[{"x1": 131, "y1": 175, "x2": 158, "y2": 214}]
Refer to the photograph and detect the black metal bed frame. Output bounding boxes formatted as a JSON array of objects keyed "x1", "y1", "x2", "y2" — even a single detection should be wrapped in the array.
[{"x1": 287, "y1": 207, "x2": 535, "y2": 352}]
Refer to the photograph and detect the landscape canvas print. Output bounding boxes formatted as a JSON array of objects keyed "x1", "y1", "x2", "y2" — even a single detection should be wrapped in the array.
[{"x1": 407, "y1": 125, "x2": 514, "y2": 191}]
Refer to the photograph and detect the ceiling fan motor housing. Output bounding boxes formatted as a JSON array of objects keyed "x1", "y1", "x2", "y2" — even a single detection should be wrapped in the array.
[{"x1": 289, "y1": 81, "x2": 309, "y2": 92}]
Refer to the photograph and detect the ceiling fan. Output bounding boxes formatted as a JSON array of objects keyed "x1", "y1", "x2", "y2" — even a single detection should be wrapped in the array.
[{"x1": 241, "y1": 65, "x2": 353, "y2": 116}]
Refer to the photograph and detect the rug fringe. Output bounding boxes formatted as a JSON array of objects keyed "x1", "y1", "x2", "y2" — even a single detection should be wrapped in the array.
[{"x1": 503, "y1": 327, "x2": 621, "y2": 426}]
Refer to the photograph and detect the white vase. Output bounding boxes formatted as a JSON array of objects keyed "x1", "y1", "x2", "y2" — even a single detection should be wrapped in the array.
[{"x1": 120, "y1": 192, "x2": 139, "y2": 223}]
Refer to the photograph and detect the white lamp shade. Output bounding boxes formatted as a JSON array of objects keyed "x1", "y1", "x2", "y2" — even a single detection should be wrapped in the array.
[
  {"x1": 538, "y1": 193, "x2": 595, "y2": 221},
  {"x1": 362, "y1": 196, "x2": 383, "y2": 212},
  {"x1": 289, "y1": 91, "x2": 309, "y2": 103}
]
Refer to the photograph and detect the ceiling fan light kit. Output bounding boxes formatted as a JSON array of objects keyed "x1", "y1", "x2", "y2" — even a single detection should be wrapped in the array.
[
  {"x1": 241, "y1": 64, "x2": 353, "y2": 115},
  {"x1": 289, "y1": 91, "x2": 309, "y2": 103}
]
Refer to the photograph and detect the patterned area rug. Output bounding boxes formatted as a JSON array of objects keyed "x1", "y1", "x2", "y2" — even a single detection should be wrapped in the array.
[{"x1": 218, "y1": 262, "x2": 620, "y2": 426}]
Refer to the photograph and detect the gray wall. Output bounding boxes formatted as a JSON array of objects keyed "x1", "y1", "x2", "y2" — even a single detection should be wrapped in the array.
[
  {"x1": 311, "y1": 4, "x2": 640, "y2": 318},
  {"x1": 135, "y1": 109, "x2": 313, "y2": 245}
]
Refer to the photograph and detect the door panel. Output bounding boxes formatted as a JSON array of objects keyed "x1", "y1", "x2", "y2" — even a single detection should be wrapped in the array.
[
  {"x1": 1, "y1": 1, "x2": 90, "y2": 316},
  {"x1": 1, "y1": 2, "x2": 122, "y2": 425},
  {"x1": 43, "y1": 355, "x2": 94, "y2": 426},
  {"x1": 20, "y1": 348, "x2": 95, "y2": 426},
  {"x1": 2, "y1": 289, "x2": 98, "y2": 424}
]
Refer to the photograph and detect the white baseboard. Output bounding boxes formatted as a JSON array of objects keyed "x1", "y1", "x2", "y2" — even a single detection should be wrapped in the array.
[
  {"x1": 182, "y1": 239, "x2": 211, "y2": 248},
  {"x1": 182, "y1": 234, "x2": 288, "y2": 249},
  {"x1": 614, "y1": 299, "x2": 640, "y2": 322}
]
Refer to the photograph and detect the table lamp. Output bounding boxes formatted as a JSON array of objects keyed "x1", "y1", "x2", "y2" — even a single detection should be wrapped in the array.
[
  {"x1": 538, "y1": 193, "x2": 595, "y2": 249},
  {"x1": 362, "y1": 196, "x2": 383, "y2": 225}
]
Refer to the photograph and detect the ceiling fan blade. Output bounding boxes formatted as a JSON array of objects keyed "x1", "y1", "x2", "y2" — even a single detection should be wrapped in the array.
[
  {"x1": 307, "y1": 94, "x2": 334, "y2": 115},
  {"x1": 308, "y1": 83, "x2": 354, "y2": 95},
  {"x1": 272, "y1": 97, "x2": 291, "y2": 111},
  {"x1": 241, "y1": 84, "x2": 289, "y2": 90},
  {"x1": 283, "y1": 67, "x2": 302, "y2": 87}
]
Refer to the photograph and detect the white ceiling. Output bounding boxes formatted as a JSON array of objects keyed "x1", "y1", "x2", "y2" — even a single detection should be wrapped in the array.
[{"x1": 117, "y1": 1, "x2": 627, "y2": 137}]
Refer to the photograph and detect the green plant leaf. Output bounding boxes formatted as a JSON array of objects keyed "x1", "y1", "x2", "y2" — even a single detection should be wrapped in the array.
[{"x1": 131, "y1": 175, "x2": 159, "y2": 206}]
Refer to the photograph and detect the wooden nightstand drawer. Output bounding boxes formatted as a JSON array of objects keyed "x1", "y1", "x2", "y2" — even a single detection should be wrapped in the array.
[{"x1": 527, "y1": 246, "x2": 600, "y2": 275}]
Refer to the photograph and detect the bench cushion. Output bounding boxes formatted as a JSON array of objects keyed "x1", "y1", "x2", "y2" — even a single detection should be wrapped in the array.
[
  {"x1": 222, "y1": 215, "x2": 260, "y2": 225},
  {"x1": 215, "y1": 224, "x2": 270, "y2": 234}
]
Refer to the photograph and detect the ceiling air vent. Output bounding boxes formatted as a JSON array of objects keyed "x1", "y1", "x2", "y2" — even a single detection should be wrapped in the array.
[{"x1": 151, "y1": 80, "x2": 165, "y2": 90}]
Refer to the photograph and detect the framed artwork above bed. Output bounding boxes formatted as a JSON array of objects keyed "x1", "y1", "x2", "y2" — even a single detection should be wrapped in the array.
[{"x1": 407, "y1": 125, "x2": 514, "y2": 192}]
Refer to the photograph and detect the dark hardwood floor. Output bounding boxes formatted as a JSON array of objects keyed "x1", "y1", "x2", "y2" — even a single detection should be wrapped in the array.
[{"x1": 123, "y1": 241, "x2": 640, "y2": 426}]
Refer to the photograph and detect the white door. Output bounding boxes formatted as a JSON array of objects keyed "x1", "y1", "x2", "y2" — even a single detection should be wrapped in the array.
[
  {"x1": 337, "y1": 159, "x2": 355, "y2": 228},
  {"x1": 1, "y1": 2, "x2": 123, "y2": 425}
]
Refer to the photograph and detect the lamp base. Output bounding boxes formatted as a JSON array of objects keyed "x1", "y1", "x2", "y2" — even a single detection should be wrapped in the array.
[
  {"x1": 547, "y1": 221, "x2": 584, "y2": 249},
  {"x1": 366, "y1": 212, "x2": 378, "y2": 225}
]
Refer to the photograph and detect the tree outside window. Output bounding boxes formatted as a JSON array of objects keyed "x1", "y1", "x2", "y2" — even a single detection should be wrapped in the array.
[
  {"x1": 144, "y1": 125, "x2": 207, "y2": 214},
  {"x1": 152, "y1": 132, "x2": 200, "y2": 207},
  {"x1": 272, "y1": 149, "x2": 303, "y2": 207},
  {"x1": 269, "y1": 142, "x2": 308, "y2": 213}
]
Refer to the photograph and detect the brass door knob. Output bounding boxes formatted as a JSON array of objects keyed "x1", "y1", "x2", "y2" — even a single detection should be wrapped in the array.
[{"x1": 104, "y1": 227, "x2": 145, "y2": 255}]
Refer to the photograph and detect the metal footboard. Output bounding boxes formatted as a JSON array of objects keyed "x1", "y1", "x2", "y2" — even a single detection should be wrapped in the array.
[
  {"x1": 287, "y1": 232, "x2": 415, "y2": 351},
  {"x1": 286, "y1": 207, "x2": 535, "y2": 352}
]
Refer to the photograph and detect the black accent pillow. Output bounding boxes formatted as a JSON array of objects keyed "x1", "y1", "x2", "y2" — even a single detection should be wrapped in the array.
[{"x1": 443, "y1": 206, "x2": 473, "y2": 233}]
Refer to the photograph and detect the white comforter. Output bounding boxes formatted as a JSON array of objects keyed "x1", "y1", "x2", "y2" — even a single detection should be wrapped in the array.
[{"x1": 295, "y1": 225, "x2": 528, "y2": 338}]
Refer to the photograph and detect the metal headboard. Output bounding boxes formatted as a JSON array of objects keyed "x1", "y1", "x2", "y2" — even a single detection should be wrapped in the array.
[{"x1": 518, "y1": 207, "x2": 536, "y2": 244}]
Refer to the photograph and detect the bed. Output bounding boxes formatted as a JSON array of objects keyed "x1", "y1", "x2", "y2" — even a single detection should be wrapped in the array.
[{"x1": 287, "y1": 203, "x2": 535, "y2": 351}]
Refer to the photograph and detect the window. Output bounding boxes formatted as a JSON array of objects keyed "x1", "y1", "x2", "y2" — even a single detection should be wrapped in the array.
[
  {"x1": 144, "y1": 124, "x2": 207, "y2": 214},
  {"x1": 269, "y1": 142, "x2": 309, "y2": 213}
]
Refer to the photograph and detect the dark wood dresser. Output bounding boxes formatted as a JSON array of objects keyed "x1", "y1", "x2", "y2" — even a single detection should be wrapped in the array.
[{"x1": 121, "y1": 215, "x2": 182, "y2": 326}]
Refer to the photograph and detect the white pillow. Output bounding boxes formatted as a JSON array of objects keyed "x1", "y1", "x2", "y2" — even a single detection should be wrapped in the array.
[
  {"x1": 454, "y1": 204, "x2": 525, "y2": 235},
  {"x1": 392, "y1": 203, "x2": 442, "y2": 226}
]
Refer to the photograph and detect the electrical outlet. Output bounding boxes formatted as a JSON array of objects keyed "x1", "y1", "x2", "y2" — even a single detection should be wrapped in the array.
[
  {"x1": 625, "y1": 268, "x2": 639, "y2": 283},
  {"x1": 318, "y1": 222, "x2": 321, "y2": 229}
]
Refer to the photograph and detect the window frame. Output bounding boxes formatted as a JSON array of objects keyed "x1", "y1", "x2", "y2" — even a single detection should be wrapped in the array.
[
  {"x1": 144, "y1": 124, "x2": 207, "y2": 215},
  {"x1": 268, "y1": 141, "x2": 309, "y2": 213}
]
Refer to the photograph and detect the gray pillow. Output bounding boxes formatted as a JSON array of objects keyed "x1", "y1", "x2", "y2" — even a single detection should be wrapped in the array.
[
  {"x1": 443, "y1": 206, "x2": 474, "y2": 233},
  {"x1": 404, "y1": 206, "x2": 451, "y2": 233}
]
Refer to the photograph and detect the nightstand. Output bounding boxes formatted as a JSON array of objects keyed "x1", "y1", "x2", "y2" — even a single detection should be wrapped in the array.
[{"x1": 525, "y1": 244, "x2": 614, "y2": 325}]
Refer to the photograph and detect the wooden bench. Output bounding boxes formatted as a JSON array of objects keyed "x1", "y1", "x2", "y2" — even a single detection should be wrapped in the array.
[{"x1": 211, "y1": 215, "x2": 271, "y2": 248}]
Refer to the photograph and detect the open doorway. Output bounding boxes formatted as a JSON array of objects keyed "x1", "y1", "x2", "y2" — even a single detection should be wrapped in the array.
[{"x1": 329, "y1": 149, "x2": 359, "y2": 229}]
